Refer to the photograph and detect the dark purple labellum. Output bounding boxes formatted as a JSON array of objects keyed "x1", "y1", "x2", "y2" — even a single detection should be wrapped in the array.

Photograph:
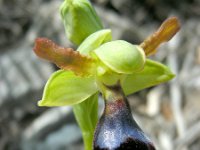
[{"x1": 93, "y1": 85, "x2": 156, "y2": 150}]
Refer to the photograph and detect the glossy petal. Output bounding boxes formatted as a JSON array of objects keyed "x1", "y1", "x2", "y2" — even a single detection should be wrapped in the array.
[
  {"x1": 38, "y1": 70, "x2": 98, "y2": 106},
  {"x1": 94, "y1": 40, "x2": 145, "y2": 74},
  {"x1": 33, "y1": 38, "x2": 95, "y2": 76},
  {"x1": 122, "y1": 59, "x2": 175, "y2": 95},
  {"x1": 78, "y1": 29, "x2": 112, "y2": 55}
]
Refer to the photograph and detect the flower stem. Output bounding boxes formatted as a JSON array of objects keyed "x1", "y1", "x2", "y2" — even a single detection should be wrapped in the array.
[{"x1": 73, "y1": 93, "x2": 98, "y2": 150}]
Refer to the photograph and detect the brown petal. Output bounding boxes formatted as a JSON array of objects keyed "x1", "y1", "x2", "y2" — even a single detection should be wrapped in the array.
[
  {"x1": 33, "y1": 38, "x2": 95, "y2": 76},
  {"x1": 140, "y1": 17, "x2": 181, "y2": 56}
]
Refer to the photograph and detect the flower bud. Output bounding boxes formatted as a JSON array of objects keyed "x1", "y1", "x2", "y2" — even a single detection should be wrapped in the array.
[{"x1": 60, "y1": 0, "x2": 103, "y2": 45}]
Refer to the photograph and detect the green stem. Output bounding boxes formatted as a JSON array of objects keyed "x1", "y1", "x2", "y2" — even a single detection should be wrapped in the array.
[
  {"x1": 73, "y1": 105, "x2": 94, "y2": 150},
  {"x1": 73, "y1": 93, "x2": 98, "y2": 150},
  {"x1": 82, "y1": 132, "x2": 93, "y2": 150}
]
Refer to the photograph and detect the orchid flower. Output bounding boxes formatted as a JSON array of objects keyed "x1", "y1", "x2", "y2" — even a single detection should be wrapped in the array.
[{"x1": 33, "y1": 0, "x2": 180, "y2": 149}]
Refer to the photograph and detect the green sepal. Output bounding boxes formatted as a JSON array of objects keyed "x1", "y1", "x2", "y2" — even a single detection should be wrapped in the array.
[
  {"x1": 60, "y1": 0, "x2": 103, "y2": 45},
  {"x1": 122, "y1": 59, "x2": 175, "y2": 95},
  {"x1": 38, "y1": 70, "x2": 98, "y2": 106},
  {"x1": 73, "y1": 93, "x2": 98, "y2": 150},
  {"x1": 94, "y1": 40, "x2": 146, "y2": 74},
  {"x1": 78, "y1": 29, "x2": 112, "y2": 55}
]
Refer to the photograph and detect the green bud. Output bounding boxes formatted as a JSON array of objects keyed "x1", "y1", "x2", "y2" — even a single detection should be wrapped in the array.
[
  {"x1": 60, "y1": 0, "x2": 103, "y2": 45},
  {"x1": 94, "y1": 40, "x2": 146, "y2": 74}
]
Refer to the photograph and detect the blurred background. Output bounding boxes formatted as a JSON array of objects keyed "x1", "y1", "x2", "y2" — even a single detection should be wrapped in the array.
[{"x1": 0, "y1": 0, "x2": 200, "y2": 149}]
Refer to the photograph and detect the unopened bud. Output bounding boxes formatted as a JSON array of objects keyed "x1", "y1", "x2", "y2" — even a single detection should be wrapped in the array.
[{"x1": 60, "y1": 0, "x2": 103, "y2": 45}]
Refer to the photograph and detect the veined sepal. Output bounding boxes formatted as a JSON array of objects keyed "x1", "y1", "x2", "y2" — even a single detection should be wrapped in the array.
[
  {"x1": 122, "y1": 59, "x2": 175, "y2": 95},
  {"x1": 38, "y1": 70, "x2": 98, "y2": 106}
]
